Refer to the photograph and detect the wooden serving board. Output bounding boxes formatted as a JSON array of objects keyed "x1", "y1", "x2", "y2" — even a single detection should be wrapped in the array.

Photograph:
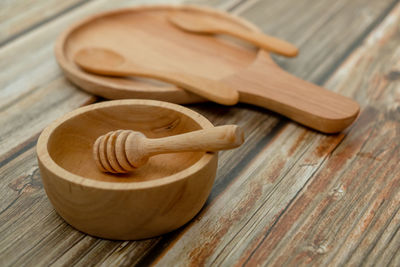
[{"x1": 55, "y1": 5, "x2": 359, "y2": 133}]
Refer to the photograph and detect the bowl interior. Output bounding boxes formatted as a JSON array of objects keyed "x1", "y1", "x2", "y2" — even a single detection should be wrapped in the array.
[{"x1": 47, "y1": 103, "x2": 207, "y2": 183}]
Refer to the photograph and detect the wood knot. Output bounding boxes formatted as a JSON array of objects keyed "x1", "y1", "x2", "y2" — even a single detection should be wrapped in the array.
[
  {"x1": 315, "y1": 244, "x2": 329, "y2": 254},
  {"x1": 8, "y1": 167, "x2": 42, "y2": 194},
  {"x1": 151, "y1": 118, "x2": 181, "y2": 133},
  {"x1": 385, "y1": 70, "x2": 400, "y2": 81},
  {"x1": 329, "y1": 186, "x2": 345, "y2": 200},
  {"x1": 306, "y1": 242, "x2": 330, "y2": 255}
]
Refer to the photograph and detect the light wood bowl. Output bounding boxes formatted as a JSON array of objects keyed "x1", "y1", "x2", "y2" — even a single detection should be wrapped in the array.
[{"x1": 36, "y1": 100, "x2": 218, "y2": 240}]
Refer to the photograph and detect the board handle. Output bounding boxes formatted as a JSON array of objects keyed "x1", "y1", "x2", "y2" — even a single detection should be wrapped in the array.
[{"x1": 223, "y1": 52, "x2": 360, "y2": 133}]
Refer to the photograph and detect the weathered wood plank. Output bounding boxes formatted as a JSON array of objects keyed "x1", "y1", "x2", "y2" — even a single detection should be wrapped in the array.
[
  {"x1": 233, "y1": 0, "x2": 399, "y2": 85},
  {"x1": 79, "y1": 0, "x2": 400, "y2": 264},
  {"x1": 152, "y1": 2, "x2": 400, "y2": 266},
  {"x1": 1, "y1": 0, "x2": 399, "y2": 266},
  {"x1": 0, "y1": 0, "x2": 184, "y2": 265},
  {"x1": 0, "y1": 0, "x2": 181, "y2": 163},
  {"x1": 0, "y1": 105, "x2": 280, "y2": 266},
  {"x1": 0, "y1": 146, "x2": 151, "y2": 267},
  {"x1": 242, "y1": 111, "x2": 400, "y2": 266},
  {"x1": 0, "y1": 0, "x2": 90, "y2": 46},
  {"x1": 49, "y1": 0, "x2": 400, "y2": 264}
]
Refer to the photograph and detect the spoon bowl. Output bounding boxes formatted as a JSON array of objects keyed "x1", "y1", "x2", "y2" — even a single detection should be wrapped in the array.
[
  {"x1": 74, "y1": 47, "x2": 239, "y2": 106},
  {"x1": 75, "y1": 47, "x2": 125, "y2": 71}
]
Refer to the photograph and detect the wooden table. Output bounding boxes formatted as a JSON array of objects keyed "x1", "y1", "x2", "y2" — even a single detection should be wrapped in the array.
[{"x1": 1, "y1": 0, "x2": 399, "y2": 266}]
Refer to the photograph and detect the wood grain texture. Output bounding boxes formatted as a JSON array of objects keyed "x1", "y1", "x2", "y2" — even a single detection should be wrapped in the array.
[
  {"x1": 0, "y1": 0, "x2": 89, "y2": 45},
  {"x1": 153, "y1": 2, "x2": 400, "y2": 266},
  {"x1": 235, "y1": 0, "x2": 399, "y2": 85},
  {"x1": 0, "y1": 0, "x2": 399, "y2": 266},
  {"x1": 0, "y1": 0, "x2": 181, "y2": 163}
]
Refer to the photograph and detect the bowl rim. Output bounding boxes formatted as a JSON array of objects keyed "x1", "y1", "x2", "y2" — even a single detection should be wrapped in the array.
[{"x1": 36, "y1": 99, "x2": 217, "y2": 190}]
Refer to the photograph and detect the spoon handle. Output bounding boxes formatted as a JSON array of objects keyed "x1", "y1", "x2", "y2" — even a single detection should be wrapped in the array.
[
  {"x1": 117, "y1": 63, "x2": 239, "y2": 106},
  {"x1": 221, "y1": 28, "x2": 298, "y2": 57},
  {"x1": 140, "y1": 125, "x2": 244, "y2": 156}
]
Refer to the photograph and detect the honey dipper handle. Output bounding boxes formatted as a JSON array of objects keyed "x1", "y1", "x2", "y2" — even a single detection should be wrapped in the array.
[{"x1": 143, "y1": 125, "x2": 244, "y2": 155}]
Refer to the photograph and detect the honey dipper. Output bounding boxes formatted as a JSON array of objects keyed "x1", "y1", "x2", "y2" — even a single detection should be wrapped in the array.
[{"x1": 93, "y1": 125, "x2": 244, "y2": 173}]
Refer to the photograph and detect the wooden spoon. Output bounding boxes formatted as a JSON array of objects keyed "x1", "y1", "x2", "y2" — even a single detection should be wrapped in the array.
[
  {"x1": 168, "y1": 12, "x2": 298, "y2": 57},
  {"x1": 74, "y1": 47, "x2": 239, "y2": 105},
  {"x1": 93, "y1": 125, "x2": 244, "y2": 173}
]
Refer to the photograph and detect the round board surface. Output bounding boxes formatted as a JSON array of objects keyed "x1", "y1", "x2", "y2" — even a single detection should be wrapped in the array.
[{"x1": 55, "y1": 5, "x2": 261, "y2": 103}]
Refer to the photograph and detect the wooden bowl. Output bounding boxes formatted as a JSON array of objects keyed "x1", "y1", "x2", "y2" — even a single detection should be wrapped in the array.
[{"x1": 36, "y1": 100, "x2": 218, "y2": 240}]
